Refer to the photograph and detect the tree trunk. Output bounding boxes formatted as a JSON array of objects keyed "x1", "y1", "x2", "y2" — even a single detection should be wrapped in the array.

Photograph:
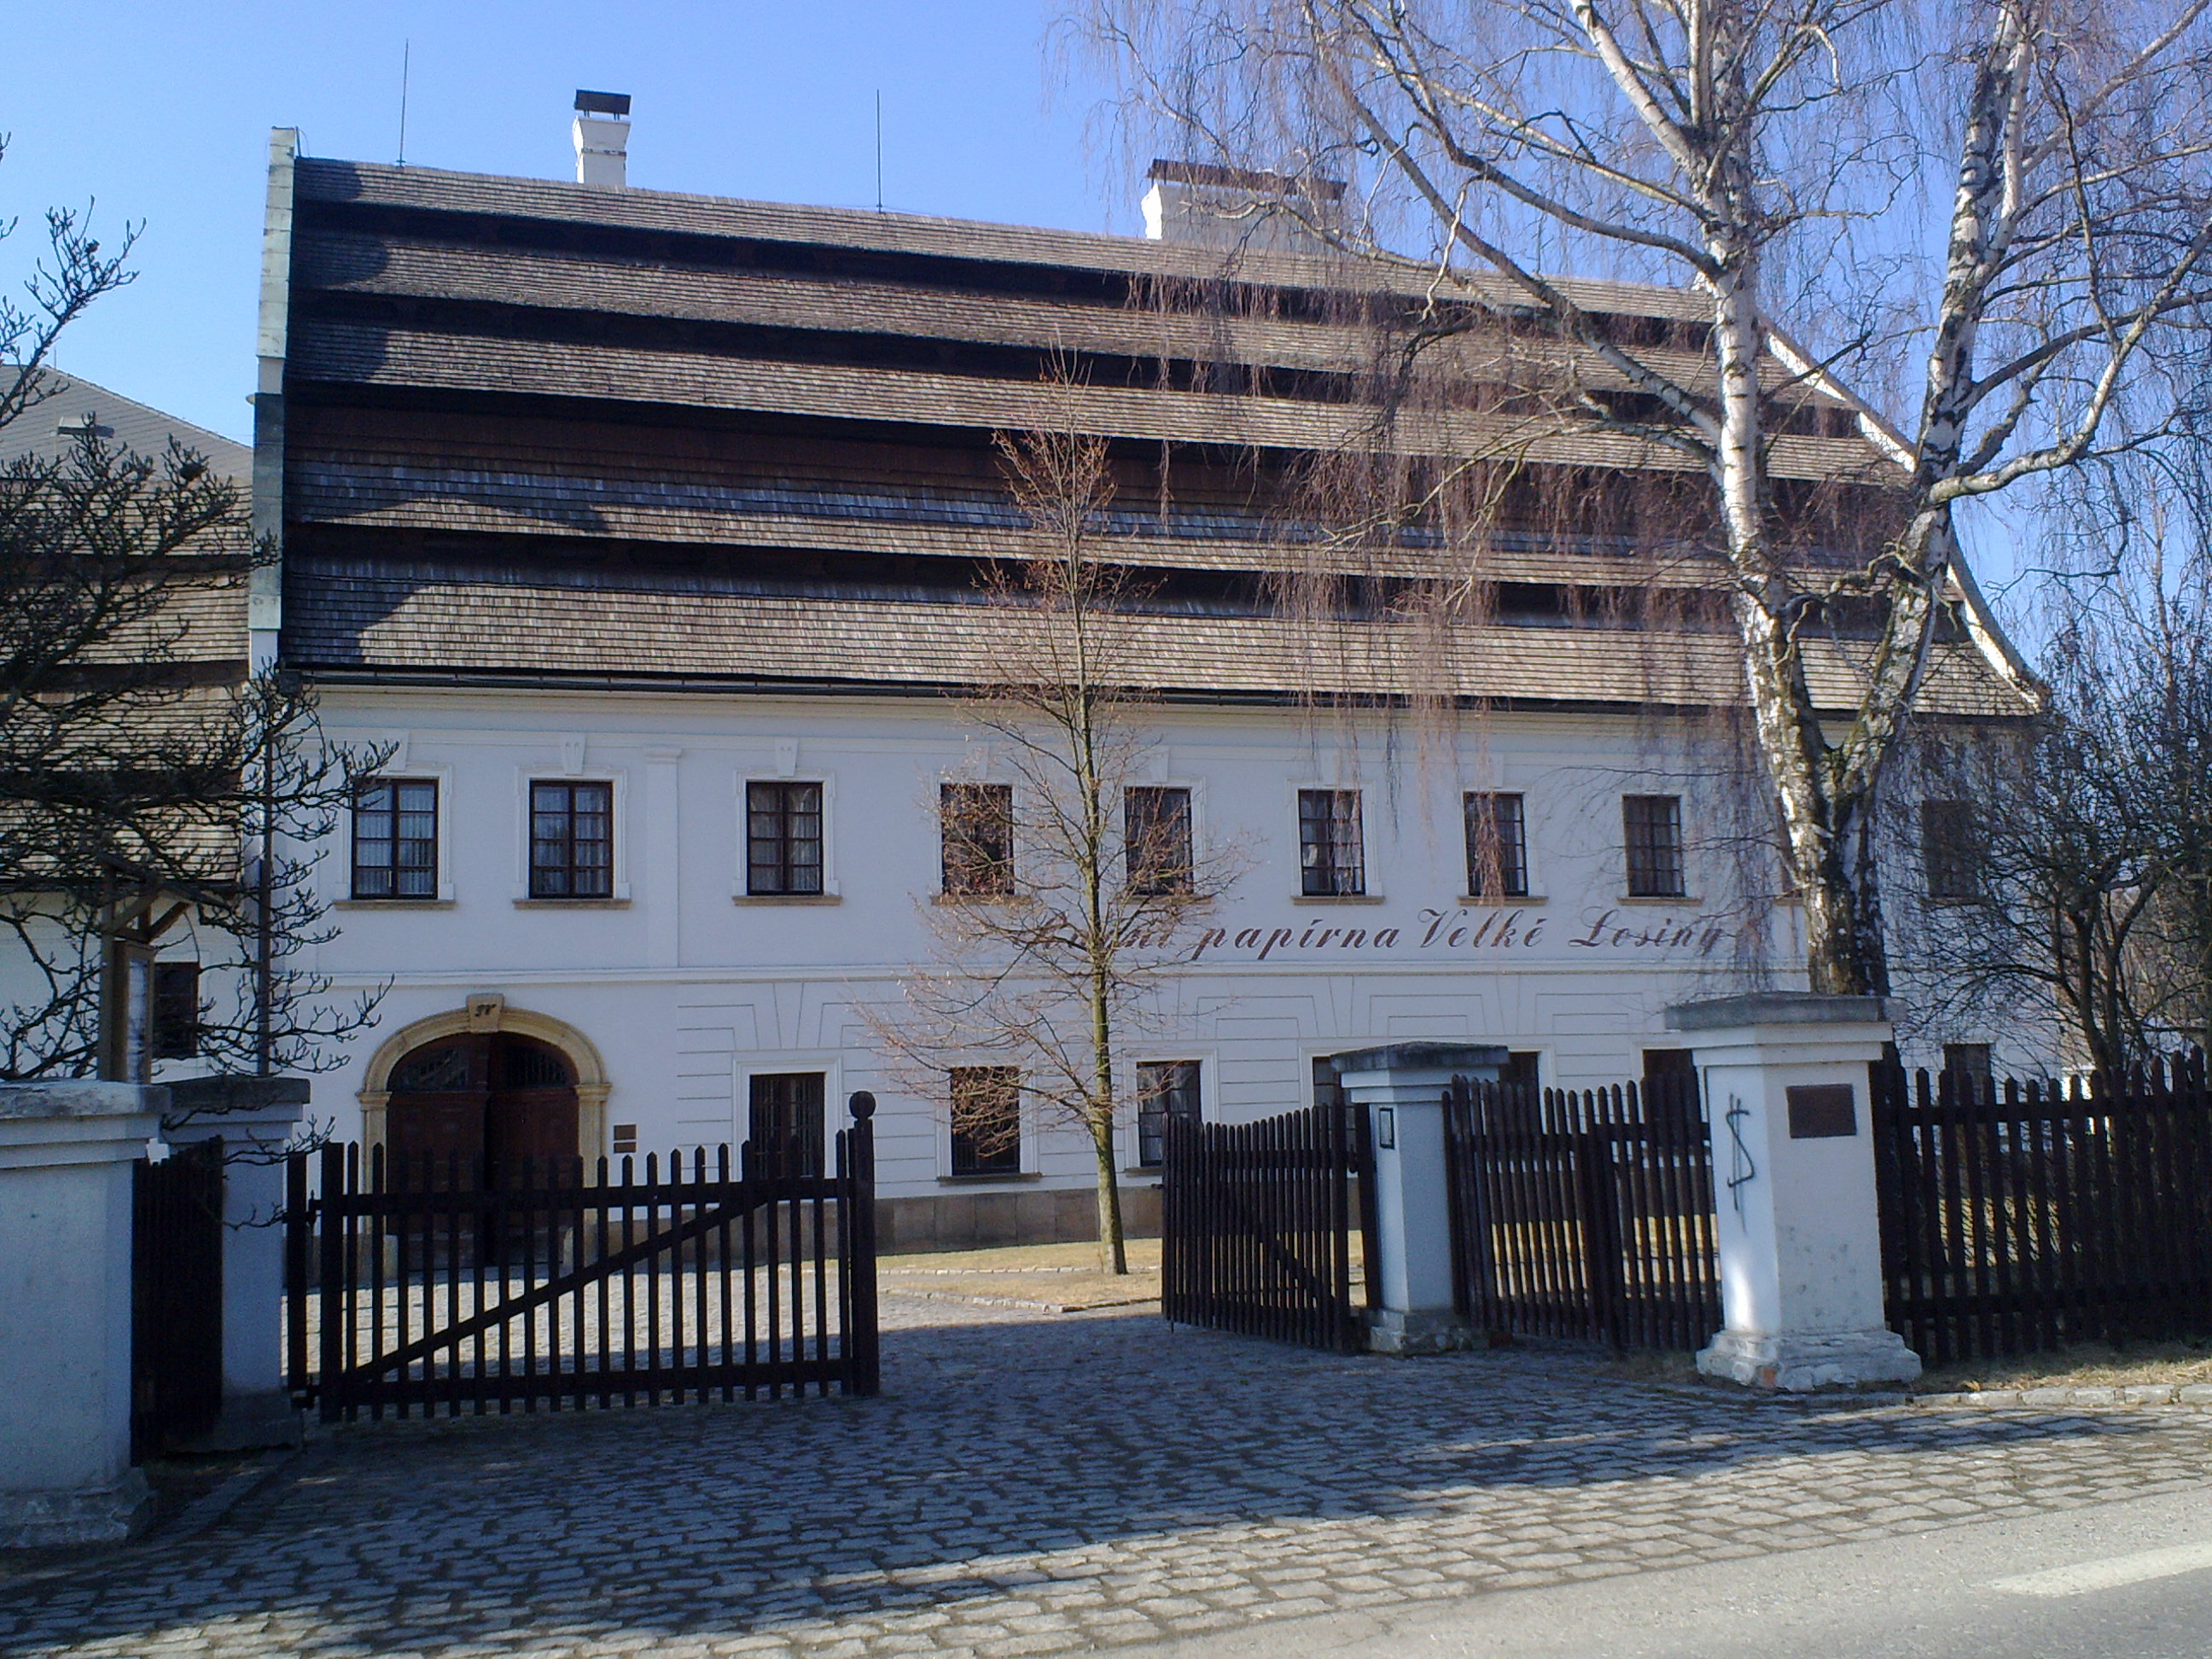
[{"x1": 1091, "y1": 1117, "x2": 1127, "y2": 1275}]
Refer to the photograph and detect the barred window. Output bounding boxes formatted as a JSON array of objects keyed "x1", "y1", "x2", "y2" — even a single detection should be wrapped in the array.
[
  {"x1": 1297, "y1": 789, "x2": 1365, "y2": 897},
  {"x1": 530, "y1": 781, "x2": 614, "y2": 899},
  {"x1": 748, "y1": 781, "x2": 824, "y2": 895},
  {"x1": 748, "y1": 1070, "x2": 826, "y2": 1179},
  {"x1": 1623, "y1": 795, "x2": 1685, "y2": 898},
  {"x1": 949, "y1": 1065, "x2": 1022, "y2": 1176},
  {"x1": 352, "y1": 777, "x2": 438, "y2": 899},
  {"x1": 151, "y1": 962, "x2": 201, "y2": 1060},
  {"x1": 940, "y1": 783, "x2": 1015, "y2": 897},
  {"x1": 1124, "y1": 786, "x2": 1194, "y2": 896},
  {"x1": 1922, "y1": 800, "x2": 1981, "y2": 900},
  {"x1": 1135, "y1": 1059, "x2": 1202, "y2": 1169},
  {"x1": 1464, "y1": 792, "x2": 1528, "y2": 898}
]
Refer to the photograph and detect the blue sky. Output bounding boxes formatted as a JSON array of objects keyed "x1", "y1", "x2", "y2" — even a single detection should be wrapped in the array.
[{"x1": 6, "y1": 2, "x2": 1124, "y2": 442}]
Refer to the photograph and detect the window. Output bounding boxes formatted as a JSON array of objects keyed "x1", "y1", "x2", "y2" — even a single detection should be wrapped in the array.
[
  {"x1": 151, "y1": 962, "x2": 201, "y2": 1060},
  {"x1": 1464, "y1": 793, "x2": 1529, "y2": 898},
  {"x1": 748, "y1": 1071, "x2": 826, "y2": 1179},
  {"x1": 1125, "y1": 786, "x2": 1194, "y2": 895},
  {"x1": 352, "y1": 777, "x2": 438, "y2": 899},
  {"x1": 1504, "y1": 1050, "x2": 1541, "y2": 1098},
  {"x1": 1923, "y1": 800, "x2": 1981, "y2": 900},
  {"x1": 1642, "y1": 1046, "x2": 1700, "y2": 1128},
  {"x1": 1623, "y1": 795, "x2": 1685, "y2": 898},
  {"x1": 940, "y1": 783, "x2": 1015, "y2": 897},
  {"x1": 529, "y1": 780, "x2": 614, "y2": 898},
  {"x1": 1135, "y1": 1059, "x2": 1202, "y2": 1168},
  {"x1": 949, "y1": 1065, "x2": 1022, "y2": 1176},
  {"x1": 1943, "y1": 1043, "x2": 1994, "y2": 1099},
  {"x1": 748, "y1": 781, "x2": 824, "y2": 895},
  {"x1": 1297, "y1": 789, "x2": 1365, "y2": 897}
]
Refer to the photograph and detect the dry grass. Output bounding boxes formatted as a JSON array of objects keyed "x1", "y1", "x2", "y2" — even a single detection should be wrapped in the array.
[
  {"x1": 1914, "y1": 1337, "x2": 2212, "y2": 1394},
  {"x1": 878, "y1": 1237, "x2": 1164, "y2": 1310}
]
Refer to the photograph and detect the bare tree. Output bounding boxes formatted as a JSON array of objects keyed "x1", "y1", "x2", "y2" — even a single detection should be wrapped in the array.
[
  {"x1": 0, "y1": 147, "x2": 381, "y2": 1080},
  {"x1": 1086, "y1": 0, "x2": 2212, "y2": 993},
  {"x1": 868, "y1": 400, "x2": 1248, "y2": 1272}
]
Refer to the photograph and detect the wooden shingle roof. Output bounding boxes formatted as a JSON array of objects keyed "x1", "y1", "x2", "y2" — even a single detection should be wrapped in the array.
[{"x1": 274, "y1": 150, "x2": 2035, "y2": 718}]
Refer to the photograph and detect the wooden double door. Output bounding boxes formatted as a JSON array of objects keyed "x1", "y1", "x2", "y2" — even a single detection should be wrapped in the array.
[{"x1": 385, "y1": 1032, "x2": 579, "y2": 1186}]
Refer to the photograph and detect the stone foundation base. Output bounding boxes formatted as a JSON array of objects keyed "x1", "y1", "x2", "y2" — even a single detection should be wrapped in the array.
[
  {"x1": 1697, "y1": 1327, "x2": 1923, "y2": 1392},
  {"x1": 1367, "y1": 1308, "x2": 1479, "y2": 1356},
  {"x1": 0, "y1": 1470, "x2": 153, "y2": 1550},
  {"x1": 876, "y1": 1184, "x2": 1163, "y2": 1254}
]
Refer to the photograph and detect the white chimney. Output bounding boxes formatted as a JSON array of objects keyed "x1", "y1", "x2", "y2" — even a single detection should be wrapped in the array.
[
  {"x1": 573, "y1": 90, "x2": 632, "y2": 188},
  {"x1": 1142, "y1": 159, "x2": 1345, "y2": 254}
]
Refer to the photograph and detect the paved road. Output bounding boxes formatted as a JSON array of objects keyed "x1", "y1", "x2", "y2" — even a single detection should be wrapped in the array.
[
  {"x1": 1123, "y1": 1485, "x2": 2212, "y2": 1658},
  {"x1": 2, "y1": 1295, "x2": 2209, "y2": 1657}
]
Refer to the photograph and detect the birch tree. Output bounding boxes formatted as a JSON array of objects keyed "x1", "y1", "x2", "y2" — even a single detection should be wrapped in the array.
[
  {"x1": 1086, "y1": 0, "x2": 2212, "y2": 993},
  {"x1": 869, "y1": 407, "x2": 1246, "y2": 1273}
]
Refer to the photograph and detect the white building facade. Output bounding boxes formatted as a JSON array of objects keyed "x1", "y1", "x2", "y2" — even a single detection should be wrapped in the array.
[{"x1": 255, "y1": 126, "x2": 2037, "y2": 1247}]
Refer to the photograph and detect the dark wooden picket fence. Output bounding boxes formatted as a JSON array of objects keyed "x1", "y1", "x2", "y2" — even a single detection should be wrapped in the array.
[
  {"x1": 286, "y1": 1103, "x2": 879, "y2": 1420},
  {"x1": 1443, "y1": 1075, "x2": 1722, "y2": 1352},
  {"x1": 131, "y1": 1138, "x2": 226, "y2": 1459},
  {"x1": 1871, "y1": 1057, "x2": 2212, "y2": 1364},
  {"x1": 1161, "y1": 1099, "x2": 1375, "y2": 1353}
]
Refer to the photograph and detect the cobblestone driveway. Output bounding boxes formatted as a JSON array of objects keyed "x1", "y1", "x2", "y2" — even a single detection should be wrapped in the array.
[{"x1": 3, "y1": 1295, "x2": 2209, "y2": 1658}]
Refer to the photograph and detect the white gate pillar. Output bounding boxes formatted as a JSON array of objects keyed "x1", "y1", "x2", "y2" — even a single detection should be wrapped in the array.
[
  {"x1": 0, "y1": 1081, "x2": 162, "y2": 1547},
  {"x1": 1665, "y1": 993, "x2": 1920, "y2": 1391},
  {"x1": 1332, "y1": 1042, "x2": 1505, "y2": 1355},
  {"x1": 161, "y1": 1076, "x2": 311, "y2": 1447}
]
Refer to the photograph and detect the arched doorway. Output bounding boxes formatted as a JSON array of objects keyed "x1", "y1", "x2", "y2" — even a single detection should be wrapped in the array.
[{"x1": 384, "y1": 1030, "x2": 579, "y2": 1182}]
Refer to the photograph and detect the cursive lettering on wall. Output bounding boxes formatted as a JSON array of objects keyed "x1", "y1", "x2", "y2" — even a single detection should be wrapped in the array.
[{"x1": 1185, "y1": 905, "x2": 1727, "y2": 962}]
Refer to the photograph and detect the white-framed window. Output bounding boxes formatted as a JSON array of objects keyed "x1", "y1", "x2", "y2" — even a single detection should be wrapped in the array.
[
  {"x1": 1132, "y1": 1057, "x2": 1204, "y2": 1168},
  {"x1": 512, "y1": 765, "x2": 632, "y2": 901},
  {"x1": 742, "y1": 776, "x2": 838, "y2": 897},
  {"x1": 1622, "y1": 794, "x2": 1687, "y2": 899},
  {"x1": 1295, "y1": 787, "x2": 1367, "y2": 897},
  {"x1": 343, "y1": 765, "x2": 456, "y2": 904},
  {"x1": 946, "y1": 1064, "x2": 1024, "y2": 1176}
]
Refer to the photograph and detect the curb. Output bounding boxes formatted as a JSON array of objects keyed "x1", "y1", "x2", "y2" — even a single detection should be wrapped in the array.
[{"x1": 1908, "y1": 1382, "x2": 2212, "y2": 1410}]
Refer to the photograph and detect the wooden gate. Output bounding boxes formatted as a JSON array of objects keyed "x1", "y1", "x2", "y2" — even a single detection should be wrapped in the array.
[
  {"x1": 1443, "y1": 1075, "x2": 1721, "y2": 1351},
  {"x1": 1872, "y1": 1057, "x2": 2212, "y2": 1364},
  {"x1": 287, "y1": 1103, "x2": 879, "y2": 1419},
  {"x1": 132, "y1": 1138, "x2": 225, "y2": 1458},
  {"x1": 1161, "y1": 1100, "x2": 1374, "y2": 1353}
]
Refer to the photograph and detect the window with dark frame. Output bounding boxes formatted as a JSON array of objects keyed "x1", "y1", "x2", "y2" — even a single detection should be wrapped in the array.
[
  {"x1": 1135, "y1": 1059, "x2": 1202, "y2": 1168},
  {"x1": 1942, "y1": 1043, "x2": 1994, "y2": 1098},
  {"x1": 1464, "y1": 793, "x2": 1529, "y2": 898},
  {"x1": 1297, "y1": 789, "x2": 1365, "y2": 897},
  {"x1": 1623, "y1": 795, "x2": 1686, "y2": 898},
  {"x1": 1125, "y1": 786, "x2": 1194, "y2": 895},
  {"x1": 151, "y1": 962, "x2": 201, "y2": 1060},
  {"x1": 747, "y1": 1070, "x2": 826, "y2": 1179},
  {"x1": 1922, "y1": 799, "x2": 1981, "y2": 900},
  {"x1": 529, "y1": 780, "x2": 614, "y2": 899},
  {"x1": 949, "y1": 1064, "x2": 1022, "y2": 1176},
  {"x1": 747, "y1": 781, "x2": 824, "y2": 895},
  {"x1": 940, "y1": 783, "x2": 1015, "y2": 897},
  {"x1": 351, "y1": 777, "x2": 438, "y2": 899}
]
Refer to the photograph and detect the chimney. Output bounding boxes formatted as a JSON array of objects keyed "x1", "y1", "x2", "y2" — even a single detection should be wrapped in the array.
[
  {"x1": 1141, "y1": 159, "x2": 1345, "y2": 254},
  {"x1": 573, "y1": 90, "x2": 632, "y2": 188}
]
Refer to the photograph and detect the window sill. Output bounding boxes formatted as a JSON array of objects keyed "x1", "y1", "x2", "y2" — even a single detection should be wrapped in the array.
[
  {"x1": 513, "y1": 898, "x2": 632, "y2": 910},
  {"x1": 733, "y1": 893, "x2": 841, "y2": 905},
  {"x1": 1293, "y1": 894, "x2": 1384, "y2": 905},
  {"x1": 1924, "y1": 894, "x2": 1982, "y2": 908},
  {"x1": 932, "y1": 892, "x2": 1025, "y2": 906},
  {"x1": 1455, "y1": 894, "x2": 1545, "y2": 907},
  {"x1": 1123, "y1": 1167, "x2": 1166, "y2": 1179},
  {"x1": 1616, "y1": 894, "x2": 1700, "y2": 906},
  {"x1": 335, "y1": 898, "x2": 456, "y2": 910},
  {"x1": 936, "y1": 1171, "x2": 1043, "y2": 1185}
]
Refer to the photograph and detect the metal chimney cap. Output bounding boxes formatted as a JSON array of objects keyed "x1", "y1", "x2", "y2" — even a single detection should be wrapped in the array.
[{"x1": 573, "y1": 90, "x2": 632, "y2": 118}]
